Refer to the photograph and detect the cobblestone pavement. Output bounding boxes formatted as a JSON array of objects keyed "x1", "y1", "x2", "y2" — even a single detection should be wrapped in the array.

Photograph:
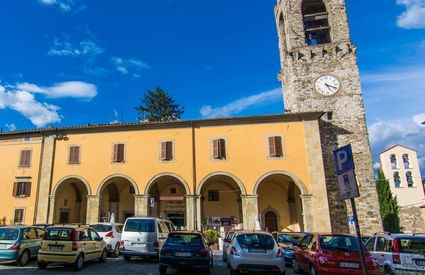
[{"x1": 0, "y1": 255, "x2": 295, "y2": 275}]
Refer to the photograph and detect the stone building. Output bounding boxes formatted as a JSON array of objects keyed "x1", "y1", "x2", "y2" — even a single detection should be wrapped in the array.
[{"x1": 0, "y1": 0, "x2": 383, "y2": 234}]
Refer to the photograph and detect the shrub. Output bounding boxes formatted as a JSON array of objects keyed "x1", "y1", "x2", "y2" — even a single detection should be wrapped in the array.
[{"x1": 203, "y1": 229, "x2": 220, "y2": 245}]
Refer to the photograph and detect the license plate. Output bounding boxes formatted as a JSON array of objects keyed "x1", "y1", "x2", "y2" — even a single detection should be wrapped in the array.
[
  {"x1": 175, "y1": 252, "x2": 191, "y2": 257},
  {"x1": 132, "y1": 243, "x2": 146, "y2": 247},
  {"x1": 339, "y1": 262, "x2": 359, "y2": 268},
  {"x1": 48, "y1": 245, "x2": 63, "y2": 251},
  {"x1": 416, "y1": 259, "x2": 425, "y2": 266},
  {"x1": 248, "y1": 248, "x2": 267, "y2": 253}
]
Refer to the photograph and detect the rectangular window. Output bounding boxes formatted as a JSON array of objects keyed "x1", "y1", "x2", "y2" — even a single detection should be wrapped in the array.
[
  {"x1": 68, "y1": 146, "x2": 80, "y2": 164},
  {"x1": 212, "y1": 139, "x2": 226, "y2": 159},
  {"x1": 208, "y1": 190, "x2": 219, "y2": 201},
  {"x1": 113, "y1": 143, "x2": 125, "y2": 162},
  {"x1": 19, "y1": 150, "x2": 32, "y2": 167},
  {"x1": 13, "y1": 209, "x2": 24, "y2": 224},
  {"x1": 13, "y1": 181, "x2": 31, "y2": 197},
  {"x1": 268, "y1": 136, "x2": 283, "y2": 158},
  {"x1": 161, "y1": 141, "x2": 173, "y2": 161}
]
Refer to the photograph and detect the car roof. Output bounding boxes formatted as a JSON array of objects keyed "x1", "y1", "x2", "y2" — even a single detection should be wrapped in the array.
[
  {"x1": 169, "y1": 230, "x2": 202, "y2": 235},
  {"x1": 90, "y1": 222, "x2": 123, "y2": 226},
  {"x1": 48, "y1": 224, "x2": 91, "y2": 229}
]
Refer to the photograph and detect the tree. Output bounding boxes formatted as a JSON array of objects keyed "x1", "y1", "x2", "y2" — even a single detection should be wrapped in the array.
[
  {"x1": 135, "y1": 86, "x2": 184, "y2": 122},
  {"x1": 376, "y1": 171, "x2": 401, "y2": 233}
]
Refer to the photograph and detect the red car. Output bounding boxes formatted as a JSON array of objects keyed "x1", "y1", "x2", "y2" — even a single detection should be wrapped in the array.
[{"x1": 292, "y1": 233, "x2": 383, "y2": 275}]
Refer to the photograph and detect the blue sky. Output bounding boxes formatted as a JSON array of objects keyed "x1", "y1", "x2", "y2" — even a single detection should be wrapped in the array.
[{"x1": 0, "y1": 0, "x2": 424, "y2": 175}]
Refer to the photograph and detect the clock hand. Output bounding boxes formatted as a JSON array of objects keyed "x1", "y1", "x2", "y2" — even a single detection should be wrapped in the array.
[{"x1": 325, "y1": 83, "x2": 337, "y2": 90}]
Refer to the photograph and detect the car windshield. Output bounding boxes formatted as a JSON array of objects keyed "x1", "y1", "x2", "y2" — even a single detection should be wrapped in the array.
[
  {"x1": 167, "y1": 234, "x2": 202, "y2": 245},
  {"x1": 0, "y1": 228, "x2": 19, "y2": 240},
  {"x1": 90, "y1": 224, "x2": 113, "y2": 232},
  {"x1": 277, "y1": 233, "x2": 304, "y2": 244},
  {"x1": 124, "y1": 219, "x2": 155, "y2": 233},
  {"x1": 398, "y1": 238, "x2": 425, "y2": 254},
  {"x1": 319, "y1": 235, "x2": 360, "y2": 252},
  {"x1": 45, "y1": 228, "x2": 73, "y2": 241},
  {"x1": 237, "y1": 234, "x2": 275, "y2": 250}
]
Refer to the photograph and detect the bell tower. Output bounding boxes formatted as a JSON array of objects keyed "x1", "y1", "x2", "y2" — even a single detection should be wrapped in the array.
[{"x1": 275, "y1": 0, "x2": 383, "y2": 233}]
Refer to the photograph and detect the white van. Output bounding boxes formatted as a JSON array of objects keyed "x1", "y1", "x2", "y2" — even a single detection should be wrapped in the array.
[{"x1": 119, "y1": 217, "x2": 175, "y2": 261}]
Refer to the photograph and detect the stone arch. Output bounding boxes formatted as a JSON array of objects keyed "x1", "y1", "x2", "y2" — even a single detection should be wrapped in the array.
[
  {"x1": 253, "y1": 171, "x2": 308, "y2": 195},
  {"x1": 52, "y1": 175, "x2": 92, "y2": 196},
  {"x1": 301, "y1": 0, "x2": 331, "y2": 45},
  {"x1": 145, "y1": 173, "x2": 190, "y2": 195},
  {"x1": 97, "y1": 174, "x2": 139, "y2": 196},
  {"x1": 197, "y1": 171, "x2": 247, "y2": 195}
]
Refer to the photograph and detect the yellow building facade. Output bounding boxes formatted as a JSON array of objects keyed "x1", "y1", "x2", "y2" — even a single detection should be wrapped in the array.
[{"x1": 0, "y1": 113, "x2": 332, "y2": 232}]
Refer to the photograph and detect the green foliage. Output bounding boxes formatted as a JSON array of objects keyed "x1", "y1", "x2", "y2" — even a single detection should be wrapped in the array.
[
  {"x1": 376, "y1": 171, "x2": 401, "y2": 233},
  {"x1": 203, "y1": 229, "x2": 220, "y2": 245},
  {"x1": 135, "y1": 86, "x2": 184, "y2": 122}
]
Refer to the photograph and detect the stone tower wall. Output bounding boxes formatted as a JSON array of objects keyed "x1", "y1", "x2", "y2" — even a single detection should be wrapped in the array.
[{"x1": 275, "y1": 0, "x2": 383, "y2": 234}]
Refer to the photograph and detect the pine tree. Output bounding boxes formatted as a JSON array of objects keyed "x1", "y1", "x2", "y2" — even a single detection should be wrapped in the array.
[
  {"x1": 376, "y1": 171, "x2": 401, "y2": 233},
  {"x1": 135, "y1": 86, "x2": 184, "y2": 122}
]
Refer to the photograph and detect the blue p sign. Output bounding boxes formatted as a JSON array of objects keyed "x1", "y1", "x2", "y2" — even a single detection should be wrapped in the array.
[{"x1": 333, "y1": 144, "x2": 354, "y2": 174}]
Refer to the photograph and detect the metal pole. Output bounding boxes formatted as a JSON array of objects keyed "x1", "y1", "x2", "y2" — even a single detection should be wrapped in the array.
[{"x1": 350, "y1": 198, "x2": 368, "y2": 275}]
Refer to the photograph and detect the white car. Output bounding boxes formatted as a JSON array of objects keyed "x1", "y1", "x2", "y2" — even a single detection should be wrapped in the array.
[
  {"x1": 366, "y1": 233, "x2": 425, "y2": 274},
  {"x1": 90, "y1": 223, "x2": 123, "y2": 257},
  {"x1": 227, "y1": 231, "x2": 285, "y2": 275}
]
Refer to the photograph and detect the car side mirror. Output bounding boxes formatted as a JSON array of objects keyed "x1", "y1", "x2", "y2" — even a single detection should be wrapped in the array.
[{"x1": 98, "y1": 237, "x2": 103, "y2": 241}]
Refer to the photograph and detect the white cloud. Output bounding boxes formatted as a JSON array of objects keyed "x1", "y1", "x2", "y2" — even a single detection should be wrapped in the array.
[
  {"x1": 111, "y1": 57, "x2": 150, "y2": 78},
  {"x1": 200, "y1": 88, "x2": 282, "y2": 118},
  {"x1": 369, "y1": 113, "x2": 425, "y2": 175},
  {"x1": 5, "y1": 123, "x2": 16, "y2": 132},
  {"x1": 396, "y1": 0, "x2": 425, "y2": 29},
  {"x1": 16, "y1": 81, "x2": 97, "y2": 100},
  {"x1": 38, "y1": 0, "x2": 85, "y2": 12},
  {"x1": 373, "y1": 162, "x2": 381, "y2": 170},
  {"x1": 0, "y1": 85, "x2": 61, "y2": 128},
  {"x1": 48, "y1": 38, "x2": 103, "y2": 58}
]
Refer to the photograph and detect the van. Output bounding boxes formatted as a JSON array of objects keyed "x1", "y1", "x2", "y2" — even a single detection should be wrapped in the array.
[{"x1": 120, "y1": 217, "x2": 175, "y2": 261}]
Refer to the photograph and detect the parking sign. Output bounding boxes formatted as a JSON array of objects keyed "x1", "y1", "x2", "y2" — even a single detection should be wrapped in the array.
[{"x1": 333, "y1": 144, "x2": 354, "y2": 175}]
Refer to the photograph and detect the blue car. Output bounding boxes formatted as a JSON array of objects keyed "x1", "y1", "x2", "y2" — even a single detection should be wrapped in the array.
[
  {"x1": 276, "y1": 232, "x2": 309, "y2": 265},
  {"x1": 0, "y1": 226, "x2": 45, "y2": 266}
]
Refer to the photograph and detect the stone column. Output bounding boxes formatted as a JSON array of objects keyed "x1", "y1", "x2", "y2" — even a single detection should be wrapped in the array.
[
  {"x1": 196, "y1": 195, "x2": 202, "y2": 230},
  {"x1": 134, "y1": 195, "x2": 149, "y2": 217},
  {"x1": 300, "y1": 194, "x2": 313, "y2": 232},
  {"x1": 35, "y1": 135, "x2": 55, "y2": 224},
  {"x1": 241, "y1": 195, "x2": 258, "y2": 230},
  {"x1": 47, "y1": 196, "x2": 55, "y2": 224},
  {"x1": 185, "y1": 195, "x2": 195, "y2": 230},
  {"x1": 86, "y1": 195, "x2": 100, "y2": 224}
]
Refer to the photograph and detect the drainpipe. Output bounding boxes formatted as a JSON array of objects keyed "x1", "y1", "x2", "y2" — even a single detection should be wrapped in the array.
[
  {"x1": 33, "y1": 134, "x2": 46, "y2": 224},
  {"x1": 45, "y1": 132, "x2": 57, "y2": 224},
  {"x1": 191, "y1": 121, "x2": 198, "y2": 230}
]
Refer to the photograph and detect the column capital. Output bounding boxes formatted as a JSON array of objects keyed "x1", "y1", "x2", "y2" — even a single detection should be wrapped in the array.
[
  {"x1": 86, "y1": 195, "x2": 100, "y2": 199},
  {"x1": 49, "y1": 195, "x2": 56, "y2": 200},
  {"x1": 133, "y1": 194, "x2": 149, "y2": 199},
  {"x1": 300, "y1": 194, "x2": 313, "y2": 199},
  {"x1": 240, "y1": 195, "x2": 259, "y2": 199}
]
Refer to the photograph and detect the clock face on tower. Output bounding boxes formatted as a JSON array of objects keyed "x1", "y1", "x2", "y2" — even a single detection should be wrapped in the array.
[{"x1": 314, "y1": 75, "x2": 341, "y2": 96}]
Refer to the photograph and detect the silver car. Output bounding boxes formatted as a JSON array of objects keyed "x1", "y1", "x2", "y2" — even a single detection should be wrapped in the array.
[
  {"x1": 222, "y1": 230, "x2": 243, "y2": 263},
  {"x1": 227, "y1": 232, "x2": 285, "y2": 275}
]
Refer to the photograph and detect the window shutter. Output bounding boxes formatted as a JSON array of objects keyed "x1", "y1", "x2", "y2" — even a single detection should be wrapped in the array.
[
  {"x1": 113, "y1": 144, "x2": 119, "y2": 162},
  {"x1": 13, "y1": 182, "x2": 18, "y2": 197},
  {"x1": 166, "y1": 141, "x2": 173, "y2": 160},
  {"x1": 24, "y1": 182, "x2": 31, "y2": 197},
  {"x1": 19, "y1": 150, "x2": 31, "y2": 167},
  {"x1": 74, "y1": 146, "x2": 80, "y2": 163},
  {"x1": 69, "y1": 147, "x2": 76, "y2": 163},
  {"x1": 161, "y1": 142, "x2": 167, "y2": 160},
  {"x1": 275, "y1": 136, "x2": 283, "y2": 157},
  {"x1": 213, "y1": 139, "x2": 219, "y2": 159},
  {"x1": 269, "y1": 137, "x2": 276, "y2": 157},
  {"x1": 117, "y1": 144, "x2": 125, "y2": 162},
  {"x1": 219, "y1": 139, "x2": 226, "y2": 159},
  {"x1": 26, "y1": 150, "x2": 31, "y2": 166}
]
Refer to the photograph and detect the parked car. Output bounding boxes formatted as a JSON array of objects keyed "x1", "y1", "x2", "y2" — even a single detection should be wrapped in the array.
[
  {"x1": 37, "y1": 224, "x2": 107, "y2": 270},
  {"x1": 292, "y1": 233, "x2": 382, "y2": 275},
  {"x1": 120, "y1": 217, "x2": 174, "y2": 261},
  {"x1": 222, "y1": 229, "x2": 243, "y2": 263},
  {"x1": 159, "y1": 231, "x2": 213, "y2": 275},
  {"x1": 227, "y1": 231, "x2": 286, "y2": 275},
  {"x1": 276, "y1": 232, "x2": 308, "y2": 266},
  {"x1": 0, "y1": 225, "x2": 45, "y2": 266},
  {"x1": 365, "y1": 232, "x2": 425, "y2": 274},
  {"x1": 90, "y1": 223, "x2": 123, "y2": 257},
  {"x1": 361, "y1": 235, "x2": 372, "y2": 245}
]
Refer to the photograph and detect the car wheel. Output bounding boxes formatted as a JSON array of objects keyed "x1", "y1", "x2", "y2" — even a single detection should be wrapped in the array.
[
  {"x1": 292, "y1": 259, "x2": 303, "y2": 274},
  {"x1": 111, "y1": 243, "x2": 120, "y2": 258},
  {"x1": 159, "y1": 265, "x2": 167, "y2": 275},
  {"x1": 99, "y1": 249, "x2": 107, "y2": 263},
  {"x1": 37, "y1": 261, "x2": 47, "y2": 269},
  {"x1": 73, "y1": 254, "x2": 84, "y2": 271},
  {"x1": 124, "y1": 255, "x2": 131, "y2": 261},
  {"x1": 310, "y1": 265, "x2": 317, "y2": 275},
  {"x1": 17, "y1": 250, "x2": 29, "y2": 266},
  {"x1": 230, "y1": 267, "x2": 239, "y2": 275}
]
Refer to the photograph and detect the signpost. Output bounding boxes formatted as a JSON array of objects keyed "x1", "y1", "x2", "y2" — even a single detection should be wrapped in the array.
[{"x1": 333, "y1": 144, "x2": 367, "y2": 275}]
